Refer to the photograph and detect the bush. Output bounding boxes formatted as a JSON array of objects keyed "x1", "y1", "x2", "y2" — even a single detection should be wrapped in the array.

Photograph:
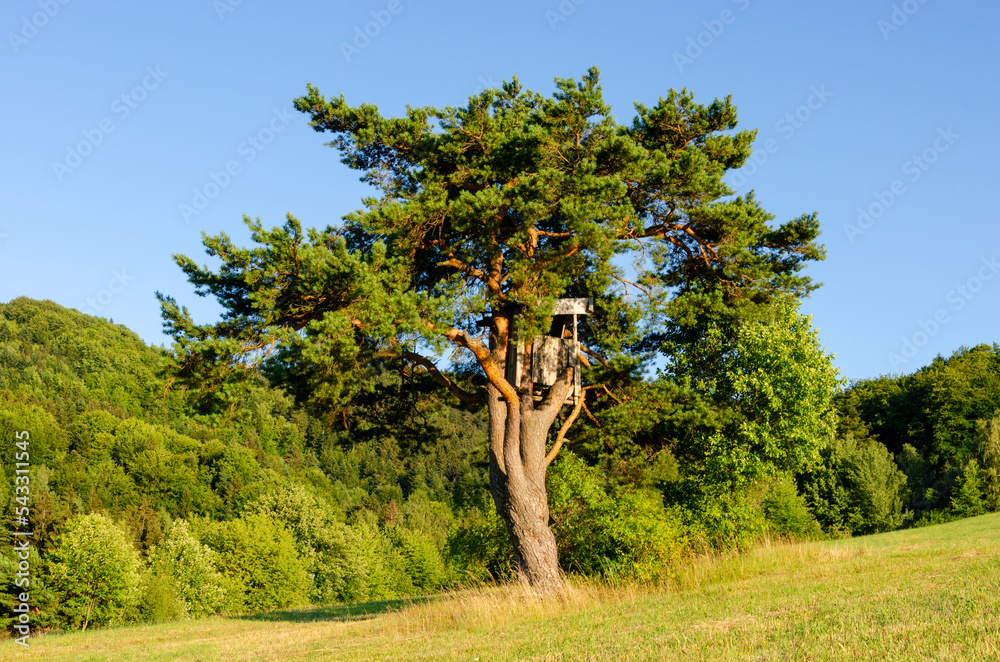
[
  {"x1": 352, "y1": 522, "x2": 414, "y2": 600},
  {"x1": 447, "y1": 507, "x2": 516, "y2": 583},
  {"x1": 391, "y1": 525, "x2": 449, "y2": 592},
  {"x1": 896, "y1": 444, "x2": 934, "y2": 511},
  {"x1": 547, "y1": 452, "x2": 689, "y2": 580},
  {"x1": 951, "y1": 459, "x2": 986, "y2": 518},
  {"x1": 762, "y1": 475, "x2": 822, "y2": 538},
  {"x1": 46, "y1": 513, "x2": 142, "y2": 630},
  {"x1": 682, "y1": 490, "x2": 770, "y2": 552},
  {"x1": 0, "y1": 545, "x2": 60, "y2": 634},
  {"x1": 245, "y1": 485, "x2": 366, "y2": 604},
  {"x1": 800, "y1": 435, "x2": 909, "y2": 536},
  {"x1": 974, "y1": 416, "x2": 1000, "y2": 511},
  {"x1": 198, "y1": 513, "x2": 310, "y2": 613},
  {"x1": 146, "y1": 519, "x2": 226, "y2": 619},
  {"x1": 912, "y1": 508, "x2": 958, "y2": 528},
  {"x1": 138, "y1": 570, "x2": 185, "y2": 625}
]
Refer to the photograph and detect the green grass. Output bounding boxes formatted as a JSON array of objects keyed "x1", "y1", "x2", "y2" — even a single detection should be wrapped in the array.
[{"x1": 4, "y1": 514, "x2": 999, "y2": 661}]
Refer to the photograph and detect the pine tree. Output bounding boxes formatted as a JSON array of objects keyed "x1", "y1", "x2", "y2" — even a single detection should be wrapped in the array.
[{"x1": 158, "y1": 68, "x2": 824, "y2": 592}]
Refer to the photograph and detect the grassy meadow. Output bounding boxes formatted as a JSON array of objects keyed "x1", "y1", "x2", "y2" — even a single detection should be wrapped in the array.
[{"x1": 4, "y1": 513, "x2": 999, "y2": 661}]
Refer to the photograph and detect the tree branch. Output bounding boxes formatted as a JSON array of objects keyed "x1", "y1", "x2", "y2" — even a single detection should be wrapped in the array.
[
  {"x1": 437, "y1": 256, "x2": 501, "y2": 295},
  {"x1": 399, "y1": 351, "x2": 485, "y2": 405},
  {"x1": 581, "y1": 345, "x2": 610, "y2": 368},
  {"x1": 612, "y1": 274, "x2": 667, "y2": 306},
  {"x1": 438, "y1": 324, "x2": 519, "y2": 403},
  {"x1": 546, "y1": 390, "x2": 586, "y2": 465}
]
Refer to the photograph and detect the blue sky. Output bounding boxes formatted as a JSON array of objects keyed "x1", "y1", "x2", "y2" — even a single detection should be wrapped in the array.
[{"x1": 2, "y1": 0, "x2": 997, "y2": 382}]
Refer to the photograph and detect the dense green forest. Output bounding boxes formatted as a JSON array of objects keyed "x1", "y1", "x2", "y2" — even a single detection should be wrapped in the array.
[{"x1": 1, "y1": 297, "x2": 999, "y2": 633}]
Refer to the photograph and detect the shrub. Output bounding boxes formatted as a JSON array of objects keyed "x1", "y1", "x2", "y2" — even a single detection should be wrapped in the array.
[
  {"x1": 974, "y1": 416, "x2": 1000, "y2": 511},
  {"x1": 138, "y1": 570, "x2": 185, "y2": 625},
  {"x1": 762, "y1": 475, "x2": 822, "y2": 538},
  {"x1": 951, "y1": 459, "x2": 986, "y2": 518},
  {"x1": 547, "y1": 452, "x2": 689, "y2": 580},
  {"x1": 147, "y1": 519, "x2": 226, "y2": 619},
  {"x1": 199, "y1": 513, "x2": 310, "y2": 613},
  {"x1": 800, "y1": 435, "x2": 908, "y2": 535},
  {"x1": 245, "y1": 485, "x2": 366, "y2": 604},
  {"x1": 896, "y1": 444, "x2": 934, "y2": 511},
  {"x1": 352, "y1": 522, "x2": 413, "y2": 600},
  {"x1": 391, "y1": 525, "x2": 448, "y2": 592},
  {"x1": 0, "y1": 545, "x2": 60, "y2": 634},
  {"x1": 447, "y1": 507, "x2": 516, "y2": 583},
  {"x1": 912, "y1": 508, "x2": 958, "y2": 528}
]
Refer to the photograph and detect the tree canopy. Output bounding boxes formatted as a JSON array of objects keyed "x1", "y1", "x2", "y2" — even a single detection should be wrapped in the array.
[{"x1": 160, "y1": 67, "x2": 823, "y2": 413}]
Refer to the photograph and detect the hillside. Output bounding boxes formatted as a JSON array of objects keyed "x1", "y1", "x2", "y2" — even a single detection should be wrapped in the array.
[
  {"x1": 2, "y1": 297, "x2": 999, "y2": 641},
  {"x1": 6, "y1": 513, "x2": 998, "y2": 661},
  {"x1": 0, "y1": 298, "x2": 496, "y2": 627}
]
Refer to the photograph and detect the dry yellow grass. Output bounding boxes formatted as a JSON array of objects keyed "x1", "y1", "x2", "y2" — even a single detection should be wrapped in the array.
[{"x1": 4, "y1": 513, "x2": 999, "y2": 661}]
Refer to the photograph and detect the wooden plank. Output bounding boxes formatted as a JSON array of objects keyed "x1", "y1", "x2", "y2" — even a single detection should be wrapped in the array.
[
  {"x1": 531, "y1": 336, "x2": 579, "y2": 386},
  {"x1": 552, "y1": 298, "x2": 594, "y2": 316}
]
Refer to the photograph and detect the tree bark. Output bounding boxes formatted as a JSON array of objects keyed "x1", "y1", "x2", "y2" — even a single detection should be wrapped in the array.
[{"x1": 483, "y1": 321, "x2": 570, "y2": 594}]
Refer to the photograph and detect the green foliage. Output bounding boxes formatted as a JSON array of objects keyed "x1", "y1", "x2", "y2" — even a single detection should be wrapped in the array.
[
  {"x1": 147, "y1": 519, "x2": 226, "y2": 619},
  {"x1": 46, "y1": 513, "x2": 142, "y2": 630},
  {"x1": 447, "y1": 507, "x2": 516, "y2": 583},
  {"x1": 924, "y1": 347, "x2": 1000, "y2": 466},
  {"x1": 761, "y1": 475, "x2": 822, "y2": 538},
  {"x1": 547, "y1": 452, "x2": 689, "y2": 579},
  {"x1": 799, "y1": 436, "x2": 908, "y2": 536},
  {"x1": 912, "y1": 508, "x2": 959, "y2": 528},
  {"x1": 663, "y1": 299, "x2": 840, "y2": 490},
  {"x1": 138, "y1": 570, "x2": 185, "y2": 625},
  {"x1": 197, "y1": 513, "x2": 310, "y2": 613},
  {"x1": 839, "y1": 345, "x2": 1000, "y2": 469},
  {"x1": 0, "y1": 400, "x2": 70, "y2": 489},
  {"x1": 973, "y1": 415, "x2": 1000, "y2": 511},
  {"x1": 895, "y1": 443, "x2": 935, "y2": 511},
  {"x1": 0, "y1": 545, "x2": 60, "y2": 634},
  {"x1": 389, "y1": 525, "x2": 449, "y2": 592},
  {"x1": 351, "y1": 522, "x2": 414, "y2": 600},
  {"x1": 245, "y1": 485, "x2": 367, "y2": 603},
  {"x1": 950, "y1": 460, "x2": 986, "y2": 518},
  {"x1": 836, "y1": 345, "x2": 1000, "y2": 525}
]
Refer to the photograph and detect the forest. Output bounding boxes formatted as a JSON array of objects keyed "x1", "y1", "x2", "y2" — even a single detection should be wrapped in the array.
[{"x1": 1, "y1": 296, "x2": 998, "y2": 632}]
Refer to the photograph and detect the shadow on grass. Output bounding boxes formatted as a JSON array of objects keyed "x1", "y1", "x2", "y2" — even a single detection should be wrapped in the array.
[{"x1": 235, "y1": 596, "x2": 433, "y2": 624}]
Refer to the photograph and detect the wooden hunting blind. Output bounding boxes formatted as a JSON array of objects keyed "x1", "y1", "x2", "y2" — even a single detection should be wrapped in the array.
[{"x1": 499, "y1": 297, "x2": 593, "y2": 403}]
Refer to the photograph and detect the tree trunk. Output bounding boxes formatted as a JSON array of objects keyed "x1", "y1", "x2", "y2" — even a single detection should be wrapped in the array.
[{"x1": 483, "y1": 328, "x2": 572, "y2": 595}]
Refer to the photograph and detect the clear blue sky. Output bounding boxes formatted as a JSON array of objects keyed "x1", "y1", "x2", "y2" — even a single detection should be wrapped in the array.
[{"x1": 3, "y1": 0, "x2": 998, "y2": 382}]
